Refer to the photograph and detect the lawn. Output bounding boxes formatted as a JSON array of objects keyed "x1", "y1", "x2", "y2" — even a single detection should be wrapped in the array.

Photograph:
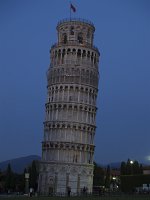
[{"x1": 0, "y1": 195, "x2": 150, "y2": 200}]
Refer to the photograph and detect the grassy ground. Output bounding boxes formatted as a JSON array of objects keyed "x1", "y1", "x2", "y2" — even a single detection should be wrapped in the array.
[{"x1": 0, "y1": 195, "x2": 150, "y2": 200}]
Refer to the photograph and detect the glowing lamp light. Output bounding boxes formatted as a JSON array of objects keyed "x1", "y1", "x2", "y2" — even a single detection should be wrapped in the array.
[
  {"x1": 25, "y1": 173, "x2": 30, "y2": 179},
  {"x1": 130, "y1": 160, "x2": 134, "y2": 164},
  {"x1": 145, "y1": 156, "x2": 150, "y2": 161}
]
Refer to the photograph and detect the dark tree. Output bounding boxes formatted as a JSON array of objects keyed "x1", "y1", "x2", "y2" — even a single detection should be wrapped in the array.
[
  {"x1": 93, "y1": 162, "x2": 105, "y2": 186},
  {"x1": 139, "y1": 164, "x2": 143, "y2": 174},
  {"x1": 0, "y1": 169, "x2": 5, "y2": 193},
  {"x1": 126, "y1": 159, "x2": 132, "y2": 175},
  {"x1": 13, "y1": 173, "x2": 24, "y2": 193},
  {"x1": 105, "y1": 165, "x2": 111, "y2": 188},
  {"x1": 5, "y1": 163, "x2": 15, "y2": 192},
  {"x1": 120, "y1": 159, "x2": 144, "y2": 192},
  {"x1": 29, "y1": 161, "x2": 38, "y2": 191},
  {"x1": 120, "y1": 162, "x2": 126, "y2": 175},
  {"x1": 132, "y1": 161, "x2": 139, "y2": 174},
  {"x1": 121, "y1": 159, "x2": 143, "y2": 175}
]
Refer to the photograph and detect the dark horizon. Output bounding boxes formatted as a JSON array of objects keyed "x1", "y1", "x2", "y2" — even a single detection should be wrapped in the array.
[{"x1": 0, "y1": 154, "x2": 148, "y2": 170}]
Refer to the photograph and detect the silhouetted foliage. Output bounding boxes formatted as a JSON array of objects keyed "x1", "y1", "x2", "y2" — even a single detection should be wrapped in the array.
[
  {"x1": 105, "y1": 165, "x2": 111, "y2": 188},
  {"x1": 93, "y1": 162, "x2": 105, "y2": 186},
  {"x1": 120, "y1": 159, "x2": 144, "y2": 192},
  {"x1": 120, "y1": 159, "x2": 143, "y2": 175},
  {"x1": 14, "y1": 173, "x2": 24, "y2": 192},
  {"x1": 5, "y1": 163, "x2": 15, "y2": 192},
  {"x1": 0, "y1": 161, "x2": 39, "y2": 194},
  {"x1": 126, "y1": 159, "x2": 132, "y2": 175},
  {"x1": 120, "y1": 174, "x2": 150, "y2": 192},
  {"x1": 139, "y1": 164, "x2": 143, "y2": 174},
  {"x1": 29, "y1": 160, "x2": 39, "y2": 191},
  {"x1": 0, "y1": 169, "x2": 5, "y2": 193},
  {"x1": 120, "y1": 162, "x2": 126, "y2": 175}
]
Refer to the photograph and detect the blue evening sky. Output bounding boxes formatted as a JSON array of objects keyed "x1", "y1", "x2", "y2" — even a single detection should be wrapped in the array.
[{"x1": 0, "y1": 0, "x2": 150, "y2": 165}]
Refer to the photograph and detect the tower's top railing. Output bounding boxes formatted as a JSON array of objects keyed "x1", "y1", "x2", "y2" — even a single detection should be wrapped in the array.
[
  {"x1": 57, "y1": 18, "x2": 95, "y2": 28},
  {"x1": 51, "y1": 41, "x2": 99, "y2": 54}
]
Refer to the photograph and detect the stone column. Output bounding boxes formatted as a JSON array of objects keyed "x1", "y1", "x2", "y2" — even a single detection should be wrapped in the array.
[
  {"x1": 54, "y1": 173, "x2": 58, "y2": 194},
  {"x1": 66, "y1": 173, "x2": 70, "y2": 194},
  {"x1": 77, "y1": 174, "x2": 80, "y2": 194}
]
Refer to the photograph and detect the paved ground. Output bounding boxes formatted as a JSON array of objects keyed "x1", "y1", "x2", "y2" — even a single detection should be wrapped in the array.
[{"x1": 0, "y1": 194, "x2": 150, "y2": 200}]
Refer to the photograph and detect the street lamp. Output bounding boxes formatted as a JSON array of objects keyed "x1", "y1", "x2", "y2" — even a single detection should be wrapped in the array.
[
  {"x1": 25, "y1": 173, "x2": 30, "y2": 195},
  {"x1": 111, "y1": 177, "x2": 118, "y2": 191}
]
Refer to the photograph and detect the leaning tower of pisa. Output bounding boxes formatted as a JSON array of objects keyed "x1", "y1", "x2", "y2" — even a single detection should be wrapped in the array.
[{"x1": 38, "y1": 18, "x2": 100, "y2": 195}]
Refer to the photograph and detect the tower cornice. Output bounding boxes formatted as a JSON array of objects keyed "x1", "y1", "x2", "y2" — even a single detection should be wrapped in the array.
[{"x1": 57, "y1": 18, "x2": 95, "y2": 31}]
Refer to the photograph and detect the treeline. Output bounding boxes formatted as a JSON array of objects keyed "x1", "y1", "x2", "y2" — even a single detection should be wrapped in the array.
[
  {"x1": 1, "y1": 159, "x2": 149, "y2": 194},
  {"x1": 93, "y1": 159, "x2": 150, "y2": 193},
  {"x1": 120, "y1": 159, "x2": 150, "y2": 192},
  {"x1": 120, "y1": 159, "x2": 143, "y2": 175},
  {"x1": 0, "y1": 160, "x2": 39, "y2": 194},
  {"x1": 93, "y1": 162, "x2": 116, "y2": 189},
  {"x1": 121, "y1": 174, "x2": 150, "y2": 192}
]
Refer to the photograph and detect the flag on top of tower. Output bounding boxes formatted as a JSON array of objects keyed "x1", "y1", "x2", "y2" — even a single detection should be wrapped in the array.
[{"x1": 70, "y1": 3, "x2": 76, "y2": 12}]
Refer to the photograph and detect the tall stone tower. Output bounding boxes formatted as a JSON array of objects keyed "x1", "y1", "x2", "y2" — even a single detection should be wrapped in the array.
[{"x1": 38, "y1": 18, "x2": 100, "y2": 195}]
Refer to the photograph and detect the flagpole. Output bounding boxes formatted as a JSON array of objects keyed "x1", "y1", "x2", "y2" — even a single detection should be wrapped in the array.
[
  {"x1": 70, "y1": 1, "x2": 76, "y2": 20},
  {"x1": 70, "y1": 1, "x2": 71, "y2": 20}
]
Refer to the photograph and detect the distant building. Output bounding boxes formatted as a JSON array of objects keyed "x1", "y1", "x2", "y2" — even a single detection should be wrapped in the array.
[
  {"x1": 143, "y1": 166, "x2": 150, "y2": 175},
  {"x1": 38, "y1": 18, "x2": 100, "y2": 195}
]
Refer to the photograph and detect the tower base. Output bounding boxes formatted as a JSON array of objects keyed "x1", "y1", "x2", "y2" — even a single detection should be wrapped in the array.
[{"x1": 38, "y1": 161, "x2": 93, "y2": 196}]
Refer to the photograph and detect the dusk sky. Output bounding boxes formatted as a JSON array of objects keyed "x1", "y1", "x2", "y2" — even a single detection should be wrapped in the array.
[{"x1": 0, "y1": 0, "x2": 150, "y2": 165}]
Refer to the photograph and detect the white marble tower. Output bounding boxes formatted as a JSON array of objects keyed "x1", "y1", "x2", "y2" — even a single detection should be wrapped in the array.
[{"x1": 38, "y1": 18, "x2": 100, "y2": 195}]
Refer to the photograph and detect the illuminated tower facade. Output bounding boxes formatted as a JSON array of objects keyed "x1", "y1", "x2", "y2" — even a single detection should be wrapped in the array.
[{"x1": 38, "y1": 18, "x2": 100, "y2": 195}]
